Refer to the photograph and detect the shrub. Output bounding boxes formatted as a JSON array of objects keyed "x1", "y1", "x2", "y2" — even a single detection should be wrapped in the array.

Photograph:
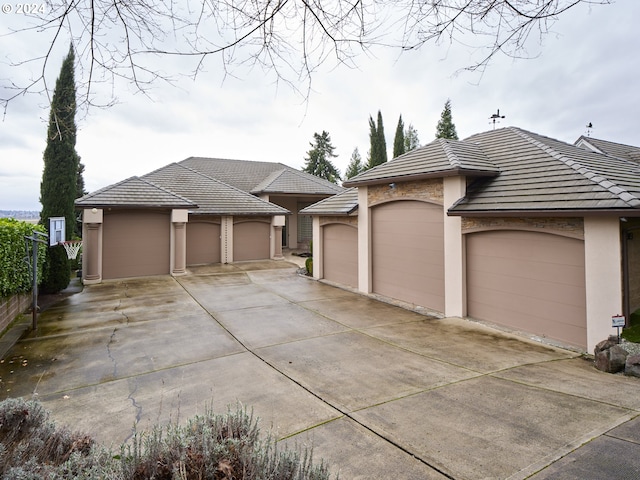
[
  {"x1": 0, "y1": 399, "x2": 333, "y2": 480},
  {"x1": 305, "y1": 257, "x2": 313, "y2": 276},
  {"x1": 0, "y1": 219, "x2": 46, "y2": 297},
  {"x1": 40, "y1": 244, "x2": 71, "y2": 294}
]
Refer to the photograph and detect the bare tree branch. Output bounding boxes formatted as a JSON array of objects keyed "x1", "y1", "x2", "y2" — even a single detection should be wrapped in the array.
[{"x1": 0, "y1": 0, "x2": 612, "y2": 114}]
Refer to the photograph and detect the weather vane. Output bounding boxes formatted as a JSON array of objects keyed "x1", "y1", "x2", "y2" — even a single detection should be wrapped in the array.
[
  {"x1": 586, "y1": 122, "x2": 593, "y2": 137},
  {"x1": 489, "y1": 109, "x2": 505, "y2": 130}
]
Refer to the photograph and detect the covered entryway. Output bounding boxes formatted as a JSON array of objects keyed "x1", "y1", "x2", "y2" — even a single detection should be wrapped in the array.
[
  {"x1": 102, "y1": 210, "x2": 171, "y2": 279},
  {"x1": 186, "y1": 220, "x2": 221, "y2": 265},
  {"x1": 233, "y1": 220, "x2": 270, "y2": 261},
  {"x1": 323, "y1": 223, "x2": 358, "y2": 288},
  {"x1": 371, "y1": 200, "x2": 445, "y2": 311},
  {"x1": 466, "y1": 230, "x2": 587, "y2": 348}
]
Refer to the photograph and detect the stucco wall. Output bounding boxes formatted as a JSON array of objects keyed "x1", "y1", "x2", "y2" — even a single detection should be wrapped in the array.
[{"x1": 319, "y1": 216, "x2": 358, "y2": 227}]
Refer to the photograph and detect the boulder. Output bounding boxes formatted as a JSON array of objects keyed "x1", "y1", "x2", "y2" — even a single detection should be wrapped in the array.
[
  {"x1": 594, "y1": 341, "x2": 628, "y2": 373},
  {"x1": 624, "y1": 354, "x2": 640, "y2": 378}
]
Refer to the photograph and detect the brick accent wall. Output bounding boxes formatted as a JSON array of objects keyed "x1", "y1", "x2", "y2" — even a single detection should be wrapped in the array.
[
  {"x1": 368, "y1": 179, "x2": 444, "y2": 206},
  {"x1": 461, "y1": 217, "x2": 585, "y2": 239},
  {"x1": 319, "y1": 216, "x2": 358, "y2": 227},
  {"x1": 0, "y1": 293, "x2": 30, "y2": 334}
]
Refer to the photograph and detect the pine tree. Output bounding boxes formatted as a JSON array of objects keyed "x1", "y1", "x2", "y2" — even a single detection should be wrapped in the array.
[
  {"x1": 435, "y1": 99, "x2": 459, "y2": 140},
  {"x1": 393, "y1": 115, "x2": 405, "y2": 158},
  {"x1": 40, "y1": 45, "x2": 79, "y2": 292},
  {"x1": 404, "y1": 124, "x2": 420, "y2": 152},
  {"x1": 302, "y1": 131, "x2": 341, "y2": 184},
  {"x1": 345, "y1": 147, "x2": 365, "y2": 179},
  {"x1": 368, "y1": 110, "x2": 387, "y2": 169}
]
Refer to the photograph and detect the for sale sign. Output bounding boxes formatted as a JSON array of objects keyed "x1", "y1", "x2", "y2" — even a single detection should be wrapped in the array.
[{"x1": 612, "y1": 315, "x2": 626, "y2": 328}]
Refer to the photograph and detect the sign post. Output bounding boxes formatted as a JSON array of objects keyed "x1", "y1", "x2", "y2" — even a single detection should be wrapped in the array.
[{"x1": 612, "y1": 315, "x2": 626, "y2": 343}]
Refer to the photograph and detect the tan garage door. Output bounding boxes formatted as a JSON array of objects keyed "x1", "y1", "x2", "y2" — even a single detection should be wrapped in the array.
[
  {"x1": 234, "y1": 221, "x2": 270, "y2": 261},
  {"x1": 323, "y1": 223, "x2": 358, "y2": 288},
  {"x1": 372, "y1": 200, "x2": 445, "y2": 311},
  {"x1": 187, "y1": 221, "x2": 221, "y2": 265},
  {"x1": 102, "y1": 210, "x2": 170, "y2": 279},
  {"x1": 466, "y1": 230, "x2": 587, "y2": 348}
]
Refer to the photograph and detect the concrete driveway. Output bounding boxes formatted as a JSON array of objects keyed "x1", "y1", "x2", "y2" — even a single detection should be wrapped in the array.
[{"x1": 1, "y1": 261, "x2": 639, "y2": 479}]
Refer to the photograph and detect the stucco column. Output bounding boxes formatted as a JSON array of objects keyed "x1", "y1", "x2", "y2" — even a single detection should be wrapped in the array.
[
  {"x1": 83, "y1": 223, "x2": 102, "y2": 283},
  {"x1": 170, "y1": 210, "x2": 188, "y2": 276},
  {"x1": 221, "y1": 216, "x2": 233, "y2": 263},
  {"x1": 82, "y1": 208, "x2": 103, "y2": 284},
  {"x1": 271, "y1": 215, "x2": 285, "y2": 260},
  {"x1": 172, "y1": 223, "x2": 187, "y2": 275},
  {"x1": 584, "y1": 216, "x2": 623, "y2": 352},
  {"x1": 312, "y1": 216, "x2": 322, "y2": 279},
  {"x1": 357, "y1": 186, "x2": 371, "y2": 293},
  {"x1": 443, "y1": 176, "x2": 466, "y2": 318}
]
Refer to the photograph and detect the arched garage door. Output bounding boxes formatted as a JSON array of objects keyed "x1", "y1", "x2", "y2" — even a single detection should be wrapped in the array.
[
  {"x1": 187, "y1": 221, "x2": 221, "y2": 265},
  {"x1": 371, "y1": 200, "x2": 445, "y2": 311},
  {"x1": 234, "y1": 221, "x2": 270, "y2": 261},
  {"x1": 466, "y1": 230, "x2": 587, "y2": 348},
  {"x1": 323, "y1": 223, "x2": 358, "y2": 288},
  {"x1": 102, "y1": 210, "x2": 170, "y2": 279}
]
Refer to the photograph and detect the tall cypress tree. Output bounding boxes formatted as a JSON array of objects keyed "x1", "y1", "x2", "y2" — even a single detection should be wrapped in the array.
[
  {"x1": 368, "y1": 110, "x2": 387, "y2": 169},
  {"x1": 393, "y1": 115, "x2": 405, "y2": 158},
  {"x1": 40, "y1": 45, "x2": 79, "y2": 292},
  {"x1": 435, "y1": 99, "x2": 459, "y2": 140}
]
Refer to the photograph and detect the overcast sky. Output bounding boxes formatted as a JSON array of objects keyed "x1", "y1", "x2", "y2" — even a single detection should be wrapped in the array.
[{"x1": 1, "y1": 0, "x2": 638, "y2": 212}]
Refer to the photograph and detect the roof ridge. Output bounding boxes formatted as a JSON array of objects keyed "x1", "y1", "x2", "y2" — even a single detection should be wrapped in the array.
[
  {"x1": 136, "y1": 176, "x2": 198, "y2": 205},
  {"x1": 439, "y1": 138, "x2": 462, "y2": 168},
  {"x1": 513, "y1": 128, "x2": 640, "y2": 208},
  {"x1": 176, "y1": 163, "x2": 291, "y2": 210}
]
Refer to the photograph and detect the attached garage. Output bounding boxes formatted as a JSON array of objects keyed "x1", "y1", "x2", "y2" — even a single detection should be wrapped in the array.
[
  {"x1": 371, "y1": 200, "x2": 445, "y2": 311},
  {"x1": 102, "y1": 210, "x2": 171, "y2": 279},
  {"x1": 233, "y1": 220, "x2": 270, "y2": 261},
  {"x1": 186, "y1": 219, "x2": 221, "y2": 265},
  {"x1": 323, "y1": 223, "x2": 358, "y2": 288},
  {"x1": 466, "y1": 230, "x2": 587, "y2": 348}
]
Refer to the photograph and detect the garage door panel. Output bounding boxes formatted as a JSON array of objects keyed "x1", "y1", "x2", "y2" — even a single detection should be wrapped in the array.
[
  {"x1": 372, "y1": 201, "x2": 445, "y2": 311},
  {"x1": 234, "y1": 221, "x2": 270, "y2": 261},
  {"x1": 467, "y1": 230, "x2": 586, "y2": 348},
  {"x1": 187, "y1": 222, "x2": 221, "y2": 265},
  {"x1": 323, "y1": 224, "x2": 358, "y2": 287},
  {"x1": 103, "y1": 211, "x2": 170, "y2": 279}
]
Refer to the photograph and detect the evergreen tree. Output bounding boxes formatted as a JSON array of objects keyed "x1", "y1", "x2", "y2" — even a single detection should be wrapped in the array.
[
  {"x1": 393, "y1": 115, "x2": 405, "y2": 158},
  {"x1": 367, "y1": 110, "x2": 387, "y2": 169},
  {"x1": 345, "y1": 147, "x2": 365, "y2": 179},
  {"x1": 40, "y1": 45, "x2": 79, "y2": 292},
  {"x1": 302, "y1": 131, "x2": 341, "y2": 184},
  {"x1": 404, "y1": 124, "x2": 420, "y2": 151},
  {"x1": 435, "y1": 99, "x2": 459, "y2": 140}
]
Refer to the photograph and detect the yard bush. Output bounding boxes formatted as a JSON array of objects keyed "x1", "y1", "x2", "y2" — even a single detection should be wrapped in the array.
[
  {"x1": 305, "y1": 257, "x2": 313, "y2": 276},
  {"x1": 40, "y1": 244, "x2": 71, "y2": 294},
  {"x1": 0, "y1": 219, "x2": 46, "y2": 297},
  {"x1": 0, "y1": 398, "x2": 333, "y2": 480}
]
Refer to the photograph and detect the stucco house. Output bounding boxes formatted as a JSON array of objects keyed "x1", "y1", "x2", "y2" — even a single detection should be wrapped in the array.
[
  {"x1": 302, "y1": 127, "x2": 640, "y2": 352},
  {"x1": 76, "y1": 158, "x2": 343, "y2": 283}
]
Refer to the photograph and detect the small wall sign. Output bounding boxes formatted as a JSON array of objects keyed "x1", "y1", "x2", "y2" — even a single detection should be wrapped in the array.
[{"x1": 612, "y1": 315, "x2": 626, "y2": 328}]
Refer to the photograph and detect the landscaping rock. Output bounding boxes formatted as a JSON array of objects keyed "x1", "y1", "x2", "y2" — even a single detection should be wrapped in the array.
[
  {"x1": 624, "y1": 354, "x2": 640, "y2": 378},
  {"x1": 594, "y1": 340, "x2": 628, "y2": 373}
]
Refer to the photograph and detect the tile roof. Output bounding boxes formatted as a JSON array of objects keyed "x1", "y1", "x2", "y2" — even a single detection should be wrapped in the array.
[
  {"x1": 343, "y1": 138, "x2": 499, "y2": 187},
  {"x1": 143, "y1": 163, "x2": 289, "y2": 216},
  {"x1": 575, "y1": 136, "x2": 640, "y2": 164},
  {"x1": 75, "y1": 176, "x2": 196, "y2": 209},
  {"x1": 449, "y1": 127, "x2": 640, "y2": 215},
  {"x1": 299, "y1": 188, "x2": 359, "y2": 215},
  {"x1": 179, "y1": 157, "x2": 343, "y2": 195},
  {"x1": 251, "y1": 168, "x2": 344, "y2": 195}
]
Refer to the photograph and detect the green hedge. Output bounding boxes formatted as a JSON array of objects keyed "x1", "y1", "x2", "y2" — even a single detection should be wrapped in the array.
[{"x1": 0, "y1": 218, "x2": 46, "y2": 297}]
